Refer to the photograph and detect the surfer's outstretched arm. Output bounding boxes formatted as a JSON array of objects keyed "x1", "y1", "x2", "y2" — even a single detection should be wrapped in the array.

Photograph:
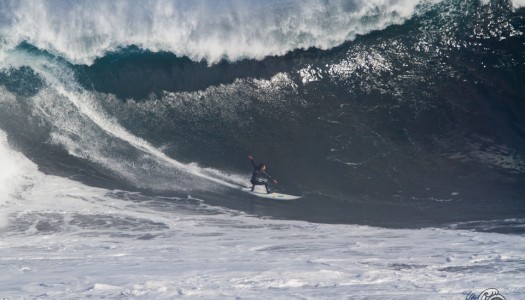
[{"x1": 248, "y1": 155, "x2": 257, "y2": 168}]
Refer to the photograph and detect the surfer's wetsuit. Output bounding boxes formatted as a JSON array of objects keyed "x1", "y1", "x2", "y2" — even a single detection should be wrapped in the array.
[{"x1": 249, "y1": 159, "x2": 274, "y2": 193}]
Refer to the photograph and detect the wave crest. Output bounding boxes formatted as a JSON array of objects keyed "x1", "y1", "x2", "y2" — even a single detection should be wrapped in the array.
[{"x1": 0, "y1": 0, "x2": 439, "y2": 65}]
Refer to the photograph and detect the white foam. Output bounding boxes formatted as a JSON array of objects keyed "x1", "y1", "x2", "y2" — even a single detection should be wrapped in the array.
[
  {"x1": 0, "y1": 186, "x2": 524, "y2": 299},
  {"x1": 0, "y1": 0, "x2": 441, "y2": 65},
  {"x1": 0, "y1": 130, "x2": 39, "y2": 228},
  {"x1": 0, "y1": 127, "x2": 132, "y2": 229},
  {"x1": 512, "y1": 0, "x2": 525, "y2": 8},
  {"x1": 0, "y1": 48, "x2": 247, "y2": 191},
  {"x1": 0, "y1": 129, "x2": 523, "y2": 298},
  {"x1": 481, "y1": 0, "x2": 525, "y2": 9}
]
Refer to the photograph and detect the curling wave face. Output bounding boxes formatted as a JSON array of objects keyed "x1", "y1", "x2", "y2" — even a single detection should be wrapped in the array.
[
  {"x1": 0, "y1": 0, "x2": 524, "y2": 229},
  {"x1": 2, "y1": 2, "x2": 525, "y2": 298}
]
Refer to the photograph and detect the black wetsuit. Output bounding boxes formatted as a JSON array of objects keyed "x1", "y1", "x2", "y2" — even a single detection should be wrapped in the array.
[{"x1": 249, "y1": 159, "x2": 274, "y2": 193}]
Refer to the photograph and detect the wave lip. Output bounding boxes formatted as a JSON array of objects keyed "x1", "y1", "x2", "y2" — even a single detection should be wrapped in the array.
[{"x1": 0, "y1": 0, "x2": 439, "y2": 65}]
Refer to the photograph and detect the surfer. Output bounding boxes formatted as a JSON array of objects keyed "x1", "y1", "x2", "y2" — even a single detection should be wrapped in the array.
[{"x1": 248, "y1": 155, "x2": 278, "y2": 193}]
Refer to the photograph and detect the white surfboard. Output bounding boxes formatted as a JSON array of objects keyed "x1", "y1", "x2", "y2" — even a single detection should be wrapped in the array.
[{"x1": 241, "y1": 187, "x2": 301, "y2": 200}]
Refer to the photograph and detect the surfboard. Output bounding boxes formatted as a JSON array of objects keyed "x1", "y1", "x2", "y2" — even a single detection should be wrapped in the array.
[{"x1": 241, "y1": 187, "x2": 301, "y2": 200}]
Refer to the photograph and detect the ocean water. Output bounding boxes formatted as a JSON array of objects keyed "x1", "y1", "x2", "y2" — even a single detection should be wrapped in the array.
[{"x1": 1, "y1": 0, "x2": 525, "y2": 298}]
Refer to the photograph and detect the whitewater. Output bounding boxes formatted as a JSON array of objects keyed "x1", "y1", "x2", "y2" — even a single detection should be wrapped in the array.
[
  {"x1": 1, "y1": 131, "x2": 525, "y2": 298},
  {"x1": 0, "y1": 0, "x2": 523, "y2": 65},
  {"x1": 0, "y1": 0, "x2": 446, "y2": 65},
  {"x1": 1, "y1": 0, "x2": 525, "y2": 299}
]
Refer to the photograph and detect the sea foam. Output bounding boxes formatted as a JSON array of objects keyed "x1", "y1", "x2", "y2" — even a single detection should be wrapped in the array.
[{"x1": 0, "y1": 0, "x2": 439, "y2": 65}]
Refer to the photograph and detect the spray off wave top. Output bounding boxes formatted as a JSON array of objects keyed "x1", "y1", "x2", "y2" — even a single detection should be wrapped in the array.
[{"x1": 0, "y1": 0, "x2": 451, "y2": 65}]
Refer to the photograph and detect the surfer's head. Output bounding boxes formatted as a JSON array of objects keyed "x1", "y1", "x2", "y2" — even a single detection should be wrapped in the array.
[{"x1": 258, "y1": 163, "x2": 266, "y2": 171}]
